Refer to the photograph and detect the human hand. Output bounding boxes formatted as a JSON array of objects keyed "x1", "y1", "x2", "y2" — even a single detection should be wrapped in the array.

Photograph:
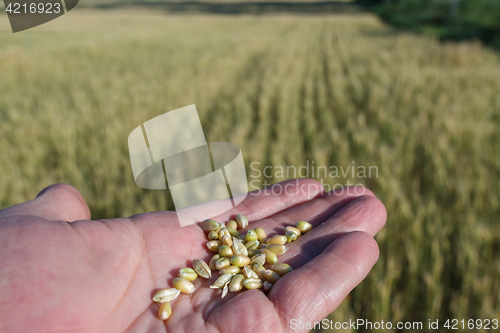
[{"x1": 0, "y1": 179, "x2": 386, "y2": 333}]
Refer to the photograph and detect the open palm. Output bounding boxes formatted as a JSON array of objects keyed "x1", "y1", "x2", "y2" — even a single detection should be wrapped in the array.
[{"x1": 0, "y1": 179, "x2": 386, "y2": 333}]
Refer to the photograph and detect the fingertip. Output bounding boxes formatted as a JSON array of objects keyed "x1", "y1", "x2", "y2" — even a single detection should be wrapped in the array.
[
  {"x1": 373, "y1": 196, "x2": 387, "y2": 230},
  {"x1": 359, "y1": 195, "x2": 387, "y2": 235},
  {"x1": 269, "y1": 231, "x2": 380, "y2": 325},
  {"x1": 333, "y1": 195, "x2": 387, "y2": 237},
  {"x1": 333, "y1": 231, "x2": 380, "y2": 271}
]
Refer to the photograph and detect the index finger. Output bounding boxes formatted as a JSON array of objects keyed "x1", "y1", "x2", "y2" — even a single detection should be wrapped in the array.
[
  {"x1": 213, "y1": 178, "x2": 325, "y2": 222},
  {"x1": 131, "y1": 178, "x2": 324, "y2": 226}
]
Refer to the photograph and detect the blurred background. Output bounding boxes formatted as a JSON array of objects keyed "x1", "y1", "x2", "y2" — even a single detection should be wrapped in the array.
[{"x1": 0, "y1": 0, "x2": 499, "y2": 331}]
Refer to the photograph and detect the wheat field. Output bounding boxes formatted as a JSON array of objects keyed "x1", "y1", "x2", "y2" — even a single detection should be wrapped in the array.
[{"x1": 0, "y1": 7, "x2": 499, "y2": 332}]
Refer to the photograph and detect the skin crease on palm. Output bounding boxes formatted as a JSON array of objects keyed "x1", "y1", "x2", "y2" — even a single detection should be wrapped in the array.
[{"x1": 0, "y1": 178, "x2": 386, "y2": 333}]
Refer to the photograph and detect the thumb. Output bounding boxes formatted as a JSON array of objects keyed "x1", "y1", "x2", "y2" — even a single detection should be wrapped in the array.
[{"x1": 0, "y1": 183, "x2": 91, "y2": 222}]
